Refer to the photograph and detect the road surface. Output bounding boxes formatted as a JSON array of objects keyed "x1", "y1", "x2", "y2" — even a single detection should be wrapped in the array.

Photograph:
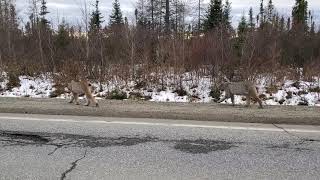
[
  {"x1": 0, "y1": 97, "x2": 320, "y2": 125},
  {"x1": 0, "y1": 113, "x2": 320, "y2": 180}
]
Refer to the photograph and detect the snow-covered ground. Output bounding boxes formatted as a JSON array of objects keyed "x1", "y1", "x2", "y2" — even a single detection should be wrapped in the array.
[
  {"x1": 0, "y1": 73, "x2": 319, "y2": 107},
  {"x1": 0, "y1": 74, "x2": 53, "y2": 98}
]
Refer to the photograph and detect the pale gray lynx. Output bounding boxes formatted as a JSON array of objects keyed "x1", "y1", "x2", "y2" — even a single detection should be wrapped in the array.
[
  {"x1": 218, "y1": 81, "x2": 263, "y2": 108},
  {"x1": 67, "y1": 80, "x2": 99, "y2": 107}
]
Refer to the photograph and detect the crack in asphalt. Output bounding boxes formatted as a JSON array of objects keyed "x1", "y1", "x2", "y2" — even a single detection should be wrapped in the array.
[
  {"x1": 271, "y1": 124, "x2": 320, "y2": 151},
  {"x1": 266, "y1": 143, "x2": 312, "y2": 152},
  {"x1": 60, "y1": 149, "x2": 87, "y2": 180},
  {"x1": 0, "y1": 130, "x2": 241, "y2": 154},
  {"x1": 48, "y1": 144, "x2": 63, "y2": 155},
  {"x1": 272, "y1": 124, "x2": 301, "y2": 139},
  {"x1": 1, "y1": 128, "x2": 318, "y2": 155}
]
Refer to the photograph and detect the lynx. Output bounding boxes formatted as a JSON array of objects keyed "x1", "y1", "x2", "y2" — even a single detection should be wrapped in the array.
[
  {"x1": 217, "y1": 81, "x2": 263, "y2": 108},
  {"x1": 67, "y1": 80, "x2": 99, "y2": 107}
]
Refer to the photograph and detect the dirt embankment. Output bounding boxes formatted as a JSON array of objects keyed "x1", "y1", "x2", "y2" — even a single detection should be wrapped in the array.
[{"x1": 0, "y1": 97, "x2": 319, "y2": 125}]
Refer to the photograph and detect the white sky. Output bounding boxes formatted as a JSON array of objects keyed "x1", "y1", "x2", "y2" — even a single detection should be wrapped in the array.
[{"x1": 15, "y1": 0, "x2": 320, "y2": 28}]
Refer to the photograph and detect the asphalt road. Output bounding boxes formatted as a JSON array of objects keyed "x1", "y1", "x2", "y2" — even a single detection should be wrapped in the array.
[
  {"x1": 0, "y1": 113, "x2": 320, "y2": 180},
  {"x1": 0, "y1": 97, "x2": 320, "y2": 125}
]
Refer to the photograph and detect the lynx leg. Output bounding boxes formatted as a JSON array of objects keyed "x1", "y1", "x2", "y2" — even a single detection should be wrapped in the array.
[
  {"x1": 86, "y1": 97, "x2": 99, "y2": 107},
  {"x1": 69, "y1": 94, "x2": 75, "y2": 103},
  {"x1": 74, "y1": 93, "x2": 80, "y2": 105},
  {"x1": 255, "y1": 96, "x2": 263, "y2": 109},
  {"x1": 84, "y1": 93, "x2": 91, "y2": 106},
  {"x1": 92, "y1": 98, "x2": 99, "y2": 107},
  {"x1": 231, "y1": 94, "x2": 235, "y2": 106},
  {"x1": 84, "y1": 93, "x2": 99, "y2": 107},
  {"x1": 251, "y1": 88, "x2": 263, "y2": 109},
  {"x1": 246, "y1": 95, "x2": 251, "y2": 107},
  {"x1": 84, "y1": 97, "x2": 90, "y2": 106},
  {"x1": 217, "y1": 97, "x2": 227, "y2": 103}
]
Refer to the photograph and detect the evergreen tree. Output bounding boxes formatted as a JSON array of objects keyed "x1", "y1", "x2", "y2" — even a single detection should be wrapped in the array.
[
  {"x1": 273, "y1": 14, "x2": 279, "y2": 31},
  {"x1": 134, "y1": 8, "x2": 138, "y2": 24},
  {"x1": 234, "y1": 15, "x2": 248, "y2": 58},
  {"x1": 109, "y1": 0, "x2": 124, "y2": 27},
  {"x1": 238, "y1": 15, "x2": 248, "y2": 37},
  {"x1": 55, "y1": 20, "x2": 70, "y2": 49},
  {"x1": 266, "y1": 0, "x2": 274, "y2": 23},
  {"x1": 89, "y1": 0, "x2": 104, "y2": 32},
  {"x1": 39, "y1": 0, "x2": 49, "y2": 26},
  {"x1": 25, "y1": 22, "x2": 32, "y2": 36},
  {"x1": 309, "y1": 11, "x2": 315, "y2": 35},
  {"x1": 292, "y1": 0, "x2": 308, "y2": 31},
  {"x1": 9, "y1": 4, "x2": 19, "y2": 30},
  {"x1": 164, "y1": 0, "x2": 170, "y2": 34},
  {"x1": 310, "y1": 21, "x2": 315, "y2": 35},
  {"x1": 279, "y1": 16, "x2": 285, "y2": 32},
  {"x1": 286, "y1": 17, "x2": 291, "y2": 31},
  {"x1": 124, "y1": 16, "x2": 129, "y2": 28},
  {"x1": 248, "y1": 7, "x2": 255, "y2": 30},
  {"x1": 0, "y1": 1, "x2": 2, "y2": 26},
  {"x1": 204, "y1": 0, "x2": 223, "y2": 31},
  {"x1": 222, "y1": 0, "x2": 232, "y2": 30},
  {"x1": 259, "y1": 0, "x2": 265, "y2": 25}
]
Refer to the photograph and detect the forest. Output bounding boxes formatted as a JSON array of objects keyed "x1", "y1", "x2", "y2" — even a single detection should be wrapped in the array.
[{"x1": 0, "y1": 0, "x2": 319, "y2": 100}]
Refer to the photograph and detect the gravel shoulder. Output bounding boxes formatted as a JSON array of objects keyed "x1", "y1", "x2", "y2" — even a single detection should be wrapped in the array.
[{"x1": 0, "y1": 97, "x2": 319, "y2": 125}]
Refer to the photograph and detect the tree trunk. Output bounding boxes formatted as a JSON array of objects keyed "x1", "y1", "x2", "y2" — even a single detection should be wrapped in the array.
[
  {"x1": 198, "y1": 0, "x2": 201, "y2": 32},
  {"x1": 151, "y1": 0, "x2": 154, "y2": 30},
  {"x1": 38, "y1": 27, "x2": 45, "y2": 70},
  {"x1": 165, "y1": 0, "x2": 170, "y2": 35}
]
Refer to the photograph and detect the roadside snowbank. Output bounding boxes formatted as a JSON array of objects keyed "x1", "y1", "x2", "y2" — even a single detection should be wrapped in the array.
[{"x1": 0, "y1": 73, "x2": 319, "y2": 106}]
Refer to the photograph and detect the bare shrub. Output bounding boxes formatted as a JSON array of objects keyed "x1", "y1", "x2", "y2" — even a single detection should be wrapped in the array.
[{"x1": 5, "y1": 64, "x2": 21, "y2": 90}]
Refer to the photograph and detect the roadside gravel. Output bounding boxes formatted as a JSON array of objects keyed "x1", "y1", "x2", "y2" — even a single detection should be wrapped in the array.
[{"x1": 0, "y1": 97, "x2": 319, "y2": 125}]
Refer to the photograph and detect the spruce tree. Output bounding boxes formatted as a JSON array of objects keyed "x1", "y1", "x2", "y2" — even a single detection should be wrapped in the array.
[
  {"x1": 204, "y1": 0, "x2": 223, "y2": 31},
  {"x1": 222, "y1": 0, "x2": 232, "y2": 30},
  {"x1": 39, "y1": 0, "x2": 49, "y2": 27},
  {"x1": 235, "y1": 15, "x2": 248, "y2": 58},
  {"x1": 279, "y1": 16, "x2": 285, "y2": 32},
  {"x1": 55, "y1": 20, "x2": 70, "y2": 50},
  {"x1": 310, "y1": 21, "x2": 315, "y2": 35},
  {"x1": 134, "y1": 9, "x2": 138, "y2": 24},
  {"x1": 109, "y1": 0, "x2": 124, "y2": 27},
  {"x1": 89, "y1": 0, "x2": 104, "y2": 33},
  {"x1": 310, "y1": 13, "x2": 315, "y2": 35},
  {"x1": 248, "y1": 7, "x2": 255, "y2": 30},
  {"x1": 292, "y1": 0, "x2": 308, "y2": 31},
  {"x1": 238, "y1": 15, "x2": 248, "y2": 37},
  {"x1": 9, "y1": 4, "x2": 19, "y2": 30},
  {"x1": 259, "y1": 0, "x2": 265, "y2": 28},
  {"x1": 164, "y1": 0, "x2": 170, "y2": 34},
  {"x1": 266, "y1": 0, "x2": 274, "y2": 23},
  {"x1": 286, "y1": 17, "x2": 291, "y2": 31}
]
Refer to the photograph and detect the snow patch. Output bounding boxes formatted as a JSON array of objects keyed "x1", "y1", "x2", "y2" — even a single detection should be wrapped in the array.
[{"x1": 0, "y1": 73, "x2": 319, "y2": 107}]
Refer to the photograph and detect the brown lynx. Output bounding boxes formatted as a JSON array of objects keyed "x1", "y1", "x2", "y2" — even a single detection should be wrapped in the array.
[
  {"x1": 217, "y1": 81, "x2": 263, "y2": 108},
  {"x1": 67, "y1": 80, "x2": 99, "y2": 107}
]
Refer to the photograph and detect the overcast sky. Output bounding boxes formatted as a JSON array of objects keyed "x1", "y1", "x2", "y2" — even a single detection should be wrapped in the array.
[{"x1": 15, "y1": 0, "x2": 320, "y2": 28}]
